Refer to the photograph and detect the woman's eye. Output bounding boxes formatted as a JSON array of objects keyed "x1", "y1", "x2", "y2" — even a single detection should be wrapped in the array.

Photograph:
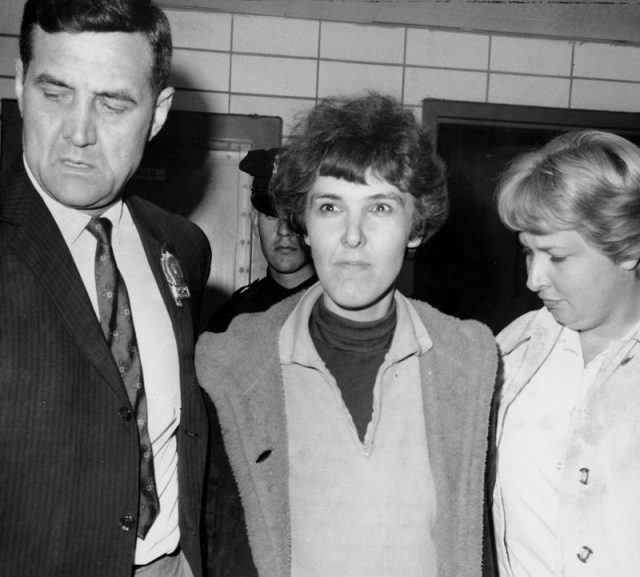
[
  {"x1": 319, "y1": 203, "x2": 336, "y2": 212},
  {"x1": 550, "y1": 255, "x2": 567, "y2": 263},
  {"x1": 372, "y1": 203, "x2": 391, "y2": 213}
]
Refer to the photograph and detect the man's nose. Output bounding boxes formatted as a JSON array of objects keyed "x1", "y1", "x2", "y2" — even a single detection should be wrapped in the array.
[
  {"x1": 62, "y1": 101, "x2": 97, "y2": 147},
  {"x1": 276, "y1": 218, "x2": 293, "y2": 236}
]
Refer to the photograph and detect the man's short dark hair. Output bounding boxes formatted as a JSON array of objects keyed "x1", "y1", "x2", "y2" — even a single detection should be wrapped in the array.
[
  {"x1": 19, "y1": 0, "x2": 172, "y2": 97},
  {"x1": 270, "y1": 92, "x2": 448, "y2": 243}
]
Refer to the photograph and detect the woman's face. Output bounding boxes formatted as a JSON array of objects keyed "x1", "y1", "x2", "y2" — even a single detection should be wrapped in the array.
[
  {"x1": 304, "y1": 172, "x2": 420, "y2": 322},
  {"x1": 520, "y1": 228, "x2": 640, "y2": 338}
]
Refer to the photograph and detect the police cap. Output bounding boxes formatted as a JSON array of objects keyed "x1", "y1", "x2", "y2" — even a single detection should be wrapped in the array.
[{"x1": 239, "y1": 148, "x2": 280, "y2": 217}]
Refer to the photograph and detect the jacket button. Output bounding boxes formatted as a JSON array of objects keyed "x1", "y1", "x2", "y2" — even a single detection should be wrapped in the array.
[
  {"x1": 256, "y1": 449, "x2": 272, "y2": 463},
  {"x1": 579, "y1": 467, "x2": 590, "y2": 485},
  {"x1": 120, "y1": 514, "x2": 135, "y2": 531},
  {"x1": 577, "y1": 546, "x2": 593, "y2": 563},
  {"x1": 119, "y1": 407, "x2": 133, "y2": 421}
]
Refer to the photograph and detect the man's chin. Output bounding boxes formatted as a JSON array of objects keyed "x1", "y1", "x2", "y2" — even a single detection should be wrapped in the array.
[{"x1": 44, "y1": 187, "x2": 120, "y2": 214}]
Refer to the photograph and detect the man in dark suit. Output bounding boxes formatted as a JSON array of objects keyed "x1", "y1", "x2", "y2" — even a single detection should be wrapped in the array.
[{"x1": 0, "y1": 1, "x2": 211, "y2": 575}]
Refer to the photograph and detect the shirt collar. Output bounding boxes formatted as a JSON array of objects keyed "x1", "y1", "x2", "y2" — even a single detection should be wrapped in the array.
[
  {"x1": 508, "y1": 306, "x2": 640, "y2": 363},
  {"x1": 623, "y1": 317, "x2": 640, "y2": 343},
  {"x1": 280, "y1": 283, "x2": 432, "y2": 366}
]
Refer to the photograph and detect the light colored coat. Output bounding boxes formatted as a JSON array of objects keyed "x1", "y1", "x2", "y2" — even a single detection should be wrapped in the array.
[
  {"x1": 197, "y1": 291, "x2": 497, "y2": 577},
  {"x1": 494, "y1": 307, "x2": 640, "y2": 576}
]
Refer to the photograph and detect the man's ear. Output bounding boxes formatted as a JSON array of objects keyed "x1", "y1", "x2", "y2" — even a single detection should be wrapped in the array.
[
  {"x1": 148, "y1": 86, "x2": 174, "y2": 141},
  {"x1": 304, "y1": 234, "x2": 310, "y2": 246},
  {"x1": 621, "y1": 257, "x2": 639, "y2": 272},
  {"x1": 15, "y1": 59, "x2": 24, "y2": 117},
  {"x1": 407, "y1": 235, "x2": 422, "y2": 249}
]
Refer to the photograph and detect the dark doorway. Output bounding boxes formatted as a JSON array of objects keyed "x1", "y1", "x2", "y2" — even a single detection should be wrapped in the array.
[{"x1": 414, "y1": 99, "x2": 640, "y2": 333}]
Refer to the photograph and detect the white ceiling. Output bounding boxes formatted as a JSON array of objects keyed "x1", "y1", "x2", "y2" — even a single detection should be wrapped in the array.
[{"x1": 159, "y1": 0, "x2": 640, "y2": 44}]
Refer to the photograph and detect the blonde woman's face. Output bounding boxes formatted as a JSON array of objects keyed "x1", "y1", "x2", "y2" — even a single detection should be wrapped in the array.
[{"x1": 521, "y1": 228, "x2": 639, "y2": 338}]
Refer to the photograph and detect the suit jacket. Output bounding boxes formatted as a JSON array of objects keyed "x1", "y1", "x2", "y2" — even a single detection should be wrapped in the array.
[
  {"x1": 0, "y1": 161, "x2": 211, "y2": 576},
  {"x1": 196, "y1": 291, "x2": 498, "y2": 577}
]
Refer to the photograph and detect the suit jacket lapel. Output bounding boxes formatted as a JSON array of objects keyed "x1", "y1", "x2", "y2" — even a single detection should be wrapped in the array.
[
  {"x1": 0, "y1": 165, "x2": 129, "y2": 404},
  {"x1": 126, "y1": 197, "x2": 195, "y2": 366}
]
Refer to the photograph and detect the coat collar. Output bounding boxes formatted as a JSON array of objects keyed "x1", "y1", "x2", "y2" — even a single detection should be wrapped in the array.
[
  {"x1": 499, "y1": 307, "x2": 640, "y2": 408},
  {"x1": 499, "y1": 307, "x2": 561, "y2": 362},
  {"x1": 496, "y1": 308, "x2": 564, "y2": 428},
  {"x1": 279, "y1": 284, "x2": 433, "y2": 368}
]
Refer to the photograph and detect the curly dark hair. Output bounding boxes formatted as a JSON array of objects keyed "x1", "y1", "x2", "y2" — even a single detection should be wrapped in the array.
[
  {"x1": 19, "y1": 0, "x2": 172, "y2": 97},
  {"x1": 270, "y1": 92, "x2": 448, "y2": 244}
]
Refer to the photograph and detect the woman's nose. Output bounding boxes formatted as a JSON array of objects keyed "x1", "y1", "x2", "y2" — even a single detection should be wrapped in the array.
[
  {"x1": 342, "y1": 215, "x2": 364, "y2": 248},
  {"x1": 526, "y1": 254, "x2": 549, "y2": 292}
]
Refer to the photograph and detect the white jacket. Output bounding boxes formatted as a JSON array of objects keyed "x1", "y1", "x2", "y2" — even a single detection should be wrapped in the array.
[{"x1": 493, "y1": 307, "x2": 640, "y2": 577}]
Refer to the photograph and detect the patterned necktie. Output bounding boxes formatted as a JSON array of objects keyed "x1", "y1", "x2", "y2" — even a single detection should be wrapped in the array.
[{"x1": 86, "y1": 217, "x2": 160, "y2": 539}]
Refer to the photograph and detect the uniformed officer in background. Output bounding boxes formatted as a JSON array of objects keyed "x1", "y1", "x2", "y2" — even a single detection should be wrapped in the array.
[
  {"x1": 203, "y1": 149, "x2": 315, "y2": 576},
  {"x1": 206, "y1": 148, "x2": 316, "y2": 333}
]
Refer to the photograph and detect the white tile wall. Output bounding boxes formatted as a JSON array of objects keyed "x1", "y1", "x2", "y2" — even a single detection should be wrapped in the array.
[
  {"x1": 572, "y1": 79, "x2": 640, "y2": 113},
  {"x1": 0, "y1": 77, "x2": 15, "y2": 101},
  {"x1": 171, "y1": 49, "x2": 230, "y2": 92},
  {"x1": 229, "y1": 94, "x2": 314, "y2": 133},
  {"x1": 318, "y1": 61, "x2": 403, "y2": 99},
  {"x1": 0, "y1": 36, "x2": 19, "y2": 77},
  {"x1": 0, "y1": 3, "x2": 22, "y2": 35},
  {"x1": 1, "y1": 7, "x2": 640, "y2": 140},
  {"x1": 406, "y1": 29, "x2": 489, "y2": 70},
  {"x1": 173, "y1": 89, "x2": 230, "y2": 114},
  {"x1": 489, "y1": 73, "x2": 570, "y2": 107},
  {"x1": 231, "y1": 54, "x2": 317, "y2": 98},
  {"x1": 574, "y1": 43, "x2": 640, "y2": 82},
  {"x1": 404, "y1": 67, "x2": 487, "y2": 106},
  {"x1": 321, "y1": 22, "x2": 405, "y2": 64},
  {"x1": 166, "y1": 9, "x2": 232, "y2": 51},
  {"x1": 490, "y1": 36, "x2": 572, "y2": 76},
  {"x1": 233, "y1": 15, "x2": 319, "y2": 58}
]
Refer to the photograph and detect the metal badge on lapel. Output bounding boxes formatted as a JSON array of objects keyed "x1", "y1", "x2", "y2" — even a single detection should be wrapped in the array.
[{"x1": 160, "y1": 244, "x2": 190, "y2": 307}]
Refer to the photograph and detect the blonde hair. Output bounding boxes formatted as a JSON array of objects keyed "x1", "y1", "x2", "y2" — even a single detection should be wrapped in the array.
[{"x1": 496, "y1": 129, "x2": 640, "y2": 264}]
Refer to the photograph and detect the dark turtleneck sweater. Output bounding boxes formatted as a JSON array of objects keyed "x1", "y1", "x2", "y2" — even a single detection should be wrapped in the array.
[{"x1": 309, "y1": 297, "x2": 397, "y2": 442}]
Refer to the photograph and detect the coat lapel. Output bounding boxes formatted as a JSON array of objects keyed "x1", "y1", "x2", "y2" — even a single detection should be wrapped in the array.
[
  {"x1": 500, "y1": 313, "x2": 560, "y2": 403},
  {"x1": 198, "y1": 298, "x2": 295, "y2": 577},
  {"x1": 230, "y1": 355, "x2": 290, "y2": 577},
  {"x1": 0, "y1": 165, "x2": 129, "y2": 404},
  {"x1": 495, "y1": 310, "x2": 562, "y2": 442},
  {"x1": 127, "y1": 197, "x2": 195, "y2": 363}
]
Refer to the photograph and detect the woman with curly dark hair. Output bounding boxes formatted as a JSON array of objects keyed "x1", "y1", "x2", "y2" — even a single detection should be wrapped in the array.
[{"x1": 197, "y1": 92, "x2": 497, "y2": 577}]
